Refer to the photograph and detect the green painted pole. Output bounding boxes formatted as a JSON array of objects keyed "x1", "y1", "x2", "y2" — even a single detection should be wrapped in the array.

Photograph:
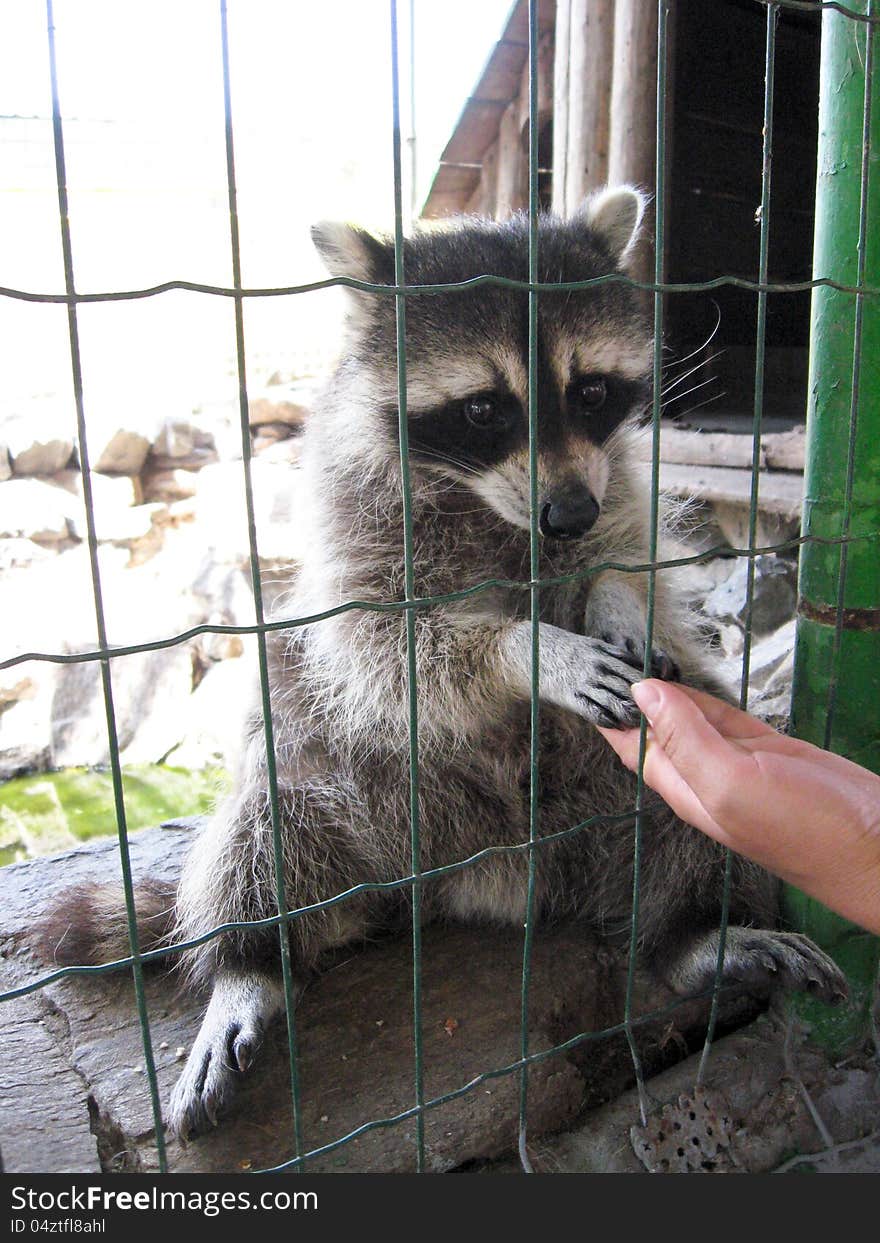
[{"x1": 788, "y1": 0, "x2": 880, "y2": 1053}]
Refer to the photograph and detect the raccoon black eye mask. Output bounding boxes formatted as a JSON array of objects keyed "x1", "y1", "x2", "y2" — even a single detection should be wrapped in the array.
[{"x1": 404, "y1": 372, "x2": 649, "y2": 474}]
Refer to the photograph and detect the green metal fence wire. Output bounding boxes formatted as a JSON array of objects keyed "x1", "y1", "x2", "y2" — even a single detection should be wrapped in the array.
[
  {"x1": 697, "y1": 0, "x2": 780, "y2": 1087},
  {"x1": 388, "y1": 0, "x2": 426, "y2": 1173},
  {"x1": 218, "y1": 0, "x2": 305, "y2": 1168},
  {"x1": 517, "y1": 0, "x2": 542, "y2": 1176},
  {"x1": 621, "y1": 0, "x2": 671, "y2": 1130},
  {"x1": 1, "y1": 0, "x2": 879, "y2": 1176},
  {"x1": 43, "y1": 0, "x2": 169, "y2": 1175}
]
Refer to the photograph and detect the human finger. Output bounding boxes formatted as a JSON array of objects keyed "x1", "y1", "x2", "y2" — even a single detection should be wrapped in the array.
[{"x1": 645, "y1": 681, "x2": 777, "y2": 741}]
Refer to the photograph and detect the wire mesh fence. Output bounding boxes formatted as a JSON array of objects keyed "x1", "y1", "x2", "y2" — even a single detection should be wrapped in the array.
[{"x1": 1, "y1": 0, "x2": 878, "y2": 1175}]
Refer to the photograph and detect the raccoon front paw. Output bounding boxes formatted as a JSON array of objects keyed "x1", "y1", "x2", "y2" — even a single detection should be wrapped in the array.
[
  {"x1": 572, "y1": 641, "x2": 656, "y2": 729},
  {"x1": 596, "y1": 630, "x2": 680, "y2": 683}
]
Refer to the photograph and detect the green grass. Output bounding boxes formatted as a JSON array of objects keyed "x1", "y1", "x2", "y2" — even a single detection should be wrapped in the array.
[{"x1": 0, "y1": 765, "x2": 229, "y2": 866}]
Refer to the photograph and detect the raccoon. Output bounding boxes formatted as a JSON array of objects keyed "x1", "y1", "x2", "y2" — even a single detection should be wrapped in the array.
[{"x1": 46, "y1": 187, "x2": 845, "y2": 1140}]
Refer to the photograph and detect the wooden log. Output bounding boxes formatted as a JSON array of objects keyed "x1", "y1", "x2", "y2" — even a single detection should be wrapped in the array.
[
  {"x1": 608, "y1": 0, "x2": 658, "y2": 284},
  {"x1": 633, "y1": 425, "x2": 806, "y2": 472},
  {"x1": 0, "y1": 824, "x2": 756, "y2": 1173},
  {"x1": 533, "y1": 1016, "x2": 880, "y2": 1173},
  {"x1": 517, "y1": 30, "x2": 555, "y2": 137},
  {"x1": 762, "y1": 424, "x2": 806, "y2": 471},
  {"x1": 608, "y1": 0, "x2": 658, "y2": 190},
  {"x1": 551, "y1": 0, "x2": 573, "y2": 216},
  {"x1": 658, "y1": 461, "x2": 803, "y2": 522},
  {"x1": 565, "y1": 0, "x2": 615, "y2": 211},
  {"x1": 496, "y1": 99, "x2": 526, "y2": 218},
  {"x1": 475, "y1": 137, "x2": 500, "y2": 217}
]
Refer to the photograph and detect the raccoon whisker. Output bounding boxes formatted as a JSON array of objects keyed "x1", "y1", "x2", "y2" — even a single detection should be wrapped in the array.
[
  {"x1": 665, "y1": 389, "x2": 727, "y2": 422},
  {"x1": 661, "y1": 303, "x2": 723, "y2": 372},
  {"x1": 661, "y1": 374, "x2": 719, "y2": 410},
  {"x1": 411, "y1": 447, "x2": 481, "y2": 479},
  {"x1": 661, "y1": 350, "x2": 725, "y2": 397}
]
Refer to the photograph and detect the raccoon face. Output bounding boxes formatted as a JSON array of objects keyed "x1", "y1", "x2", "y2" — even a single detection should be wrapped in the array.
[{"x1": 312, "y1": 187, "x2": 652, "y2": 539}]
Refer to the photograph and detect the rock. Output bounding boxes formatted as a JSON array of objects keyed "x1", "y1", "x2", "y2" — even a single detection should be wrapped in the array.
[
  {"x1": 0, "y1": 694, "x2": 53, "y2": 779},
  {"x1": 720, "y1": 619, "x2": 797, "y2": 692},
  {"x1": 90, "y1": 424, "x2": 152, "y2": 476},
  {"x1": 253, "y1": 422, "x2": 297, "y2": 455},
  {"x1": 0, "y1": 538, "x2": 54, "y2": 571},
  {"x1": 3, "y1": 412, "x2": 74, "y2": 476},
  {"x1": 194, "y1": 460, "x2": 309, "y2": 566},
  {"x1": 251, "y1": 436, "x2": 302, "y2": 466},
  {"x1": 190, "y1": 558, "x2": 255, "y2": 664},
  {"x1": 53, "y1": 468, "x2": 143, "y2": 508},
  {"x1": 248, "y1": 387, "x2": 310, "y2": 430},
  {"x1": 0, "y1": 666, "x2": 36, "y2": 708},
  {"x1": 141, "y1": 467, "x2": 200, "y2": 503},
  {"x1": 191, "y1": 558, "x2": 254, "y2": 621},
  {"x1": 44, "y1": 470, "x2": 167, "y2": 552},
  {"x1": 743, "y1": 620, "x2": 798, "y2": 728},
  {"x1": 703, "y1": 555, "x2": 797, "y2": 636},
  {"x1": 746, "y1": 618, "x2": 796, "y2": 686},
  {"x1": 149, "y1": 416, "x2": 220, "y2": 472},
  {"x1": 67, "y1": 499, "x2": 166, "y2": 548},
  {"x1": 252, "y1": 421, "x2": 294, "y2": 443},
  {"x1": 0, "y1": 826, "x2": 754, "y2": 1175},
  {"x1": 167, "y1": 653, "x2": 256, "y2": 770},
  {"x1": 0, "y1": 478, "x2": 78, "y2": 543},
  {"x1": 49, "y1": 644, "x2": 195, "y2": 768},
  {"x1": 0, "y1": 443, "x2": 10, "y2": 482},
  {"x1": 1, "y1": 543, "x2": 130, "y2": 661}
]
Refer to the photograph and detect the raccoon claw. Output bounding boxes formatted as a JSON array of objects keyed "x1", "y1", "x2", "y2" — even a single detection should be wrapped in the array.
[
  {"x1": 598, "y1": 633, "x2": 680, "y2": 683},
  {"x1": 648, "y1": 647, "x2": 679, "y2": 682},
  {"x1": 169, "y1": 1028, "x2": 239, "y2": 1141},
  {"x1": 570, "y1": 642, "x2": 651, "y2": 728},
  {"x1": 167, "y1": 973, "x2": 282, "y2": 1140},
  {"x1": 575, "y1": 691, "x2": 639, "y2": 730},
  {"x1": 232, "y1": 1025, "x2": 262, "y2": 1073},
  {"x1": 170, "y1": 1019, "x2": 264, "y2": 1139}
]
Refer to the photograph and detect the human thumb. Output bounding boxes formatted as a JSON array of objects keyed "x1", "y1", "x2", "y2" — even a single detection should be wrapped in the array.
[{"x1": 631, "y1": 679, "x2": 739, "y2": 804}]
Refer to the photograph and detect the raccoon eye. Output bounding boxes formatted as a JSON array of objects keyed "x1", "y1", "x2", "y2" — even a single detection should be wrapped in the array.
[
  {"x1": 574, "y1": 375, "x2": 607, "y2": 411},
  {"x1": 463, "y1": 394, "x2": 501, "y2": 428}
]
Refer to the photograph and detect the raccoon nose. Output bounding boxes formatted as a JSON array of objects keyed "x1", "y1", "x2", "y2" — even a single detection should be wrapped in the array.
[{"x1": 539, "y1": 491, "x2": 600, "y2": 540}]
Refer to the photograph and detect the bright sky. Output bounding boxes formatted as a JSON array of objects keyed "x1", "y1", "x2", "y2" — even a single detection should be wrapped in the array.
[
  {"x1": 0, "y1": 0, "x2": 513, "y2": 248},
  {"x1": 0, "y1": 0, "x2": 512, "y2": 403}
]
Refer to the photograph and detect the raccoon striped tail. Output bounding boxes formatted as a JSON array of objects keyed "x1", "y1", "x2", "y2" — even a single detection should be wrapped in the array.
[{"x1": 38, "y1": 880, "x2": 177, "y2": 970}]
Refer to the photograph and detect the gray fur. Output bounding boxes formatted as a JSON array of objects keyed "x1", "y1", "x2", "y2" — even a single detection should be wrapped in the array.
[{"x1": 46, "y1": 194, "x2": 846, "y2": 1139}]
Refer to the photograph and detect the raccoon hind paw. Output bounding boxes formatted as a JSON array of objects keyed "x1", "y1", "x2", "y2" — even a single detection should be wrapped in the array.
[
  {"x1": 665, "y1": 926, "x2": 848, "y2": 1007},
  {"x1": 168, "y1": 971, "x2": 287, "y2": 1141}
]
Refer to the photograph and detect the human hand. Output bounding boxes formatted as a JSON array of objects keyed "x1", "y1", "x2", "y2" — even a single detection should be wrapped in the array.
[{"x1": 598, "y1": 680, "x2": 880, "y2": 936}]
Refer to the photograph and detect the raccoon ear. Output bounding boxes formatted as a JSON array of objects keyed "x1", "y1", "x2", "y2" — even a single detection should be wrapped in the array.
[
  {"x1": 310, "y1": 221, "x2": 394, "y2": 286},
  {"x1": 579, "y1": 185, "x2": 649, "y2": 266}
]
